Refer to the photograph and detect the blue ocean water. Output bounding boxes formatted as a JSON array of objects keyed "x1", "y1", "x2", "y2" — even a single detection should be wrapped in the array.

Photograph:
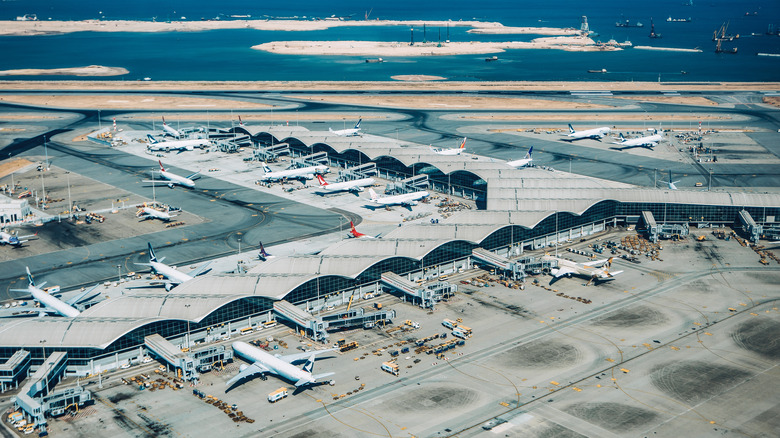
[{"x1": 0, "y1": 0, "x2": 778, "y2": 81}]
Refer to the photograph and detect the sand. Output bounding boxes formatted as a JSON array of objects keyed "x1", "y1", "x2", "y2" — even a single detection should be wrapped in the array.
[
  {"x1": 252, "y1": 36, "x2": 615, "y2": 56},
  {"x1": 0, "y1": 19, "x2": 575, "y2": 37},
  {"x1": 763, "y1": 96, "x2": 780, "y2": 108},
  {"x1": 391, "y1": 75, "x2": 447, "y2": 81},
  {"x1": 470, "y1": 113, "x2": 731, "y2": 121},
  {"x1": 0, "y1": 159, "x2": 34, "y2": 179},
  {"x1": 467, "y1": 26, "x2": 578, "y2": 35},
  {"x1": 610, "y1": 95, "x2": 718, "y2": 106},
  {"x1": 0, "y1": 95, "x2": 273, "y2": 110},
  {"x1": 290, "y1": 95, "x2": 612, "y2": 110},
  {"x1": 0, "y1": 81, "x2": 777, "y2": 93},
  {"x1": 0, "y1": 65, "x2": 129, "y2": 77}
]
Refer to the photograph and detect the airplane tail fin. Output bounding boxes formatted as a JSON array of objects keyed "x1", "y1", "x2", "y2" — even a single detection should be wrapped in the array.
[
  {"x1": 316, "y1": 174, "x2": 328, "y2": 186},
  {"x1": 354, "y1": 118, "x2": 362, "y2": 129},
  {"x1": 619, "y1": 133, "x2": 625, "y2": 141},
  {"x1": 328, "y1": 128, "x2": 335, "y2": 134},
  {"x1": 259, "y1": 242, "x2": 271, "y2": 258},
  {"x1": 148, "y1": 242, "x2": 158, "y2": 263},
  {"x1": 158, "y1": 160, "x2": 166, "y2": 172},
  {"x1": 525, "y1": 146, "x2": 533, "y2": 159},
  {"x1": 606, "y1": 257, "x2": 613, "y2": 269},
  {"x1": 568, "y1": 124, "x2": 575, "y2": 134},
  {"x1": 459, "y1": 137, "x2": 467, "y2": 149},
  {"x1": 238, "y1": 116, "x2": 244, "y2": 127},
  {"x1": 147, "y1": 134, "x2": 158, "y2": 144},
  {"x1": 162, "y1": 116, "x2": 167, "y2": 126},
  {"x1": 26, "y1": 266, "x2": 35, "y2": 287},
  {"x1": 368, "y1": 188, "x2": 378, "y2": 201},
  {"x1": 259, "y1": 162, "x2": 272, "y2": 173},
  {"x1": 302, "y1": 353, "x2": 316, "y2": 373}
]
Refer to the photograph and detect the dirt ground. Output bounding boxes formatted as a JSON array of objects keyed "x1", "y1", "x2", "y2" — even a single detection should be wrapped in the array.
[
  {"x1": 291, "y1": 95, "x2": 612, "y2": 110},
  {"x1": 610, "y1": 95, "x2": 719, "y2": 106}
]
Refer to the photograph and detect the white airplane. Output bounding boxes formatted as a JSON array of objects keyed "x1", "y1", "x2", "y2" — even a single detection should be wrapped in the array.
[
  {"x1": 135, "y1": 243, "x2": 211, "y2": 290},
  {"x1": 367, "y1": 188, "x2": 429, "y2": 208},
  {"x1": 136, "y1": 206, "x2": 176, "y2": 222},
  {"x1": 565, "y1": 124, "x2": 611, "y2": 141},
  {"x1": 9, "y1": 267, "x2": 99, "y2": 317},
  {"x1": 506, "y1": 147, "x2": 534, "y2": 168},
  {"x1": 431, "y1": 137, "x2": 467, "y2": 155},
  {"x1": 0, "y1": 229, "x2": 36, "y2": 247},
  {"x1": 542, "y1": 254, "x2": 623, "y2": 285},
  {"x1": 612, "y1": 130, "x2": 664, "y2": 149},
  {"x1": 348, "y1": 221, "x2": 377, "y2": 239},
  {"x1": 162, "y1": 116, "x2": 182, "y2": 138},
  {"x1": 146, "y1": 135, "x2": 209, "y2": 153},
  {"x1": 227, "y1": 341, "x2": 335, "y2": 389},
  {"x1": 258, "y1": 162, "x2": 329, "y2": 183},
  {"x1": 329, "y1": 118, "x2": 362, "y2": 137},
  {"x1": 238, "y1": 116, "x2": 246, "y2": 128},
  {"x1": 315, "y1": 174, "x2": 375, "y2": 194},
  {"x1": 143, "y1": 160, "x2": 199, "y2": 189},
  {"x1": 666, "y1": 171, "x2": 680, "y2": 190}
]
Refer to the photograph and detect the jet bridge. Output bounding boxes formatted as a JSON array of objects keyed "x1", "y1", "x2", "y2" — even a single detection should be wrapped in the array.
[
  {"x1": 471, "y1": 248, "x2": 522, "y2": 280},
  {"x1": 144, "y1": 334, "x2": 197, "y2": 381},
  {"x1": 339, "y1": 162, "x2": 377, "y2": 180},
  {"x1": 0, "y1": 349, "x2": 31, "y2": 392},
  {"x1": 322, "y1": 307, "x2": 397, "y2": 331},
  {"x1": 739, "y1": 210, "x2": 762, "y2": 243},
  {"x1": 253, "y1": 143, "x2": 290, "y2": 162},
  {"x1": 381, "y1": 272, "x2": 447, "y2": 309},
  {"x1": 273, "y1": 300, "x2": 328, "y2": 342},
  {"x1": 640, "y1": 210, "x2": 689, "y2": 241},
  {"x1": 387, "y1": 174, "x2": 429, "y2": 195},
  {"x1": 292, "y1": 152, "x2": 328, "y2": 168}
]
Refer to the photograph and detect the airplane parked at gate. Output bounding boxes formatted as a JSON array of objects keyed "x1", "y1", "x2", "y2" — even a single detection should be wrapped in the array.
[
  {"x1": 611, "y1": 130, "x2": 663, "y2": 150},
  {"x1": 227, "y1": 341, "x2": 336, "y2": 389},
  {"x1": 146, "y1": 135, "x2": 209, "y2": 153},
  {"x1": 542, "y1": 254, "x2": 623, "y2": 285},
  {"x1": 135, "y1": 243, "x2": 211, "y2": 291},
  {"x1": 143, "y1": 160, "x2": 199, "y2": 189},
  {"x1": 315, "y1": 174, "x2": 375, "y2": 194},
  {"x1": 0, "y1": 229, "x2": 36, "y2": 247},
  {"x1": 258, "y1": 162, "x2": 329, "y2": 183},
  {"x1": 8, "y1": 267, "x2": 99, "y2": 317},
  {"x1": 666, "y1": 171, "x2": 680, "y2": 190},
  {"x1": 367, "y1": 188, "x2": 429, "y2": 208},
  {"x1": 564, "y1": 124, "x2": 611, "y2": 141},
  {"x1": 431, "y1": 137, "x2": 467, "y2": 155},
  {"x1": 329, "y1": 118, "x2": 362, "y2": 137},
  {"x1": 506, "y1": 147, "x2": 534, "y2": 168},
  {"x1": 162, "y1": 117, "x2": 182, "y2": 138},
  {"x1": 257, "y1": 242, "x2": 275, "y2": 262}
]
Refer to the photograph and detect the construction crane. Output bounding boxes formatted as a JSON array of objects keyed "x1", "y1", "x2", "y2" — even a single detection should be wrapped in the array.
[
  {"x1": 365, "y1": 8, "x2": 372, "y2": 20},
  {"x1": 714, "y1": 22, "x2": 738, "y2": 53}
]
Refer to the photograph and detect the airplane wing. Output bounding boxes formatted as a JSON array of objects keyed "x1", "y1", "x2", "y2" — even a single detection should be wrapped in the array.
[
  {"x1": 185, "y1": 171, "x2": 201, "y2": 180},
  {"x1": 277, "y1": 348, "x2": 337, "y2": 365},
  {"x1": 588, "y1": 258, "x2": 610, "y2": 267},
  {"x1": 142, "y1": 180, "x2": 175, "y2": 185},
  {"x1": 225, "y1": 362, "x2": 272, "y2": 387},
  {"x1": 187, "y1": 261, "x2": 212, "y2": 278},
  {"x1": 65, "y1": 284, "x2": 100, "y2": 306},
  {"x1": 551, "y1": 267, "x2": 576, "y2": 278}
]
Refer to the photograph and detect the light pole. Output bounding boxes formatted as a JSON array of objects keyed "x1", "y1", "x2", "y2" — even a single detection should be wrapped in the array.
[
  {"x1": 184, "y1": 304, "x2": 191, "y2": 348},
  {"x1": 708, "y1": 168, "x2": 713, "y2": 191},
  {"x1": 43, "y1": 135, "x2": 49, "y2": 170},
  {"x1": 238, "y1": 238, "x2": 241, "y2": 255},
  {"x1": 116, "y1": 264, "x2": 121, "y2": 283},
  {"x1": 97, "y1": 109, "x2": 101, "y2": 130},
  {"x1": 66, "y1": 172, "x2": 72, "y2": 216}
]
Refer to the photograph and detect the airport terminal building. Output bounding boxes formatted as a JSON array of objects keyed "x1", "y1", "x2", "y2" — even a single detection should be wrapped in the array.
[{"x1": 1, "y1": 126, "x2": 778, "y2": 379}]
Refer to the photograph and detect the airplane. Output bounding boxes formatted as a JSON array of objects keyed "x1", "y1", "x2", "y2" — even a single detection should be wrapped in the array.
[
  {"x1": 136, "y1": 206, "x2": 176, "y2": 222},
  {"x1": 315, "y1": 174, "x2": 375, "y2": 194},
  {"x1": 143, "y1": 160, "x2": 199, "y2": 189},
  {"x1": 135, "y1": 242, "x2": 211, "y2": 291},
  {"x1": 542, "y1": 254, "x2": 623, "y2": 285},
  {"x1": 238, "y1": 116, "x2": 246, "y2": 128},
  {"x1": 367, "y1": 188, "x2": 429, "y2": 208},
  {"x1": 329, "y1": 118, "x2": 362, "y2": 137},
  {"x1": 348, "y1": 221, "x2": 377, "y2": 239},
  {"x1": 564, "y1": 124, "x2": 611, "y2": 141},
  {"x1": 161, "y1": 116, "x2": 182, "y2": 138},
  {"x1": 257, "y1": 241, "x2": 275, "y2": 262},
  {"x1": 666, "y1": 171, "x2": 680, "y2": 190},
  {"x1": 226, "y1": 341, "x2": 335, "y2": 389},
  {"x1": 506, "y1": 147, "x2": 534, "y2": 168},
  {"x1": 258, "y1": 162, "x2": 329, "y2": 183},
  {"x1": 0, "y1": 229, "x2": 36, "y2": 247},
  {"x1": 9, "y1": 267, "x2": 99, "y2": 317},
  {"x1": 431, "y1": 137, "x2": 467, "y2": 155},
  {"x1": 611, "y1": 130, "x2": 663, "y2": 149},
  {"x1": 146, "y1": 135, "x2": 209, "y2": 153}
]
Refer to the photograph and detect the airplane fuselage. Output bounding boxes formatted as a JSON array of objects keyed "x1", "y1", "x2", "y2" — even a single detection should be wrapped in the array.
[
  {"x1": 370, "y1": 190, "x2": 429, "y2": 206},
  {"x1": 159, "y1": 171, "x2": 196, "y2": 188},
  {"x1": 29, "y1": 285, "x2": 80, "y2": 317},
  {"x1": 150, "y1": 260, "x2": 193, "y2": 285},
  {"x1": 319, "y1": 177, "x2": 375, "y2": 193},
  {"x1": 233, "y1": 341, "x2": 315, "y2": 385},
  {"x1": 261, "y1": 165, "x2": 329, "y2": 182}
]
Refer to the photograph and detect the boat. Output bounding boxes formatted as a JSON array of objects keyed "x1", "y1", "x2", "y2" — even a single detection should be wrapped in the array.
[
  {"x1": 588, "y1": 69, "x2": 607, "y2": 73},
  {"x1": 485, "y1": 56, "x2": 498, "y2": 62},
  {"x1": 667, "y1": 16, "x2": 692, "y2": 22},
  {"x1": 15, "y1": 14, "x2": 37, "y2": 21},
  {"x1": 616, "y1": 19, "x2": 643, "y2": 28},
  {"x1": 365, "y1": 58, "x2": 384, "y2": 63}
]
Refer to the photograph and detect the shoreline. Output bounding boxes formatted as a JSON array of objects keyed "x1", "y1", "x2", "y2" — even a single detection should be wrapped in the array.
[
  {"x1": 251, "y1": 37, "x2": 615, "y2": 56},
  {"x1": 0, "y1": 81, "x2": 777, "y2": 92},
  {"x1": 0, "y1": 19, "x2": 553, "y2": 37},
  {"x1": 0, "y1": 65, "x2": 129, "y2": 77}
]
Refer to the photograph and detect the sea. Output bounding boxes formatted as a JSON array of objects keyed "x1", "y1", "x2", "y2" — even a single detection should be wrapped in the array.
[{"x1": 0, "y1": 0, "x2": 778, "y2": 81}]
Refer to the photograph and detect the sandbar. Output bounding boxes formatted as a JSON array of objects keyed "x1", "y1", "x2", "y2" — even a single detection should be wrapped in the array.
[
  {"x1": 467, "y1": 26, "x2": 578, "y2": 35},
  {"x1": 610, "y1": 95, "x2": 718, "y2": 106},
  {"x1": 0, "y1": 94, "x2": 273, "y2": 110},
  {"x1": 0, "y1": 19, "x2": 507, "y2": 37},
  {"x1": 252, "y1": 36, "x2": 614, "y2": 56},
  {"x1": 391, "y1": 75, "x2": 446, "y2": 81},
  {"x1": 0, "y1": 65, "x2": 129, "y2": 77},
  {"x1": 290, "y1": 95, "x2": 612, "y2": 110}
]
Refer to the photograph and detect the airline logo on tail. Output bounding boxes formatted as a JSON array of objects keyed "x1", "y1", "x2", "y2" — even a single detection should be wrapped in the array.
[
  {"x1": 158, "y1": 160, "x2": 167, "y2": 172},
  {"x1": 354, "y1": 118, "x2": 362, "y2": 130},
  {"x1": 260, "y1": 162, "x2": 273, "y2": 173},
  {"x1": 238, "y1": 116, "x2": 244, "y2": 127},
  {"x1": 568, "y1": 124, "x2": 576, "y2": 134},
  {"x1": 147, "y1": 134, "x2": 159, "y2": 144},
  {"x1": 525, "y1": 146, "x2": 533, "y2": 159},
  {"x1": 459, "y1": 137, "x2": 466, "y2": 149},
  {"x1": 302, "y1": 354, "x2": 315, "y2": 373},
  {"x1": 316, "y1": 174, "x2": 328, "y2": 186},
  {"x1": 368, "y1": 188, "x2": 379, "y2": 201},
  {"x1": 26, "y1": 266, "x2": 35, "y2": 287},
  {"x1": 148, "y1": 242, "x2": 159, "y2": 263}
]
